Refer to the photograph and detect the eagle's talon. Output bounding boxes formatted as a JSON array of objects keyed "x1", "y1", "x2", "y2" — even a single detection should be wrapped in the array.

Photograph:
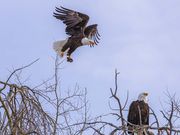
[
  {"x1": 90, "y1": 44, "x2": 94, "y2": 47},
  {"x1": 67, "y1": 57, "x2": 73, "y2": 62}
]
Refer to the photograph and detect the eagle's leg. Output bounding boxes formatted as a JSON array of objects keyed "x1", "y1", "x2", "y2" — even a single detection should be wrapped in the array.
[
  {"x1": 66, "y1": 46, "x2": 77, "y2": 63},
  {"x1": 60, "y1": 41, "x2": 70, "y2": 58}
]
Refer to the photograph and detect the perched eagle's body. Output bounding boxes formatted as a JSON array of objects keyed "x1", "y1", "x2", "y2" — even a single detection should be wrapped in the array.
[
  {"x1": 127, "y1": 93, "x2": 149, "y2": 135},
  {"x1": 53, "y1": 7, "x2": 100, "y2": 62}
]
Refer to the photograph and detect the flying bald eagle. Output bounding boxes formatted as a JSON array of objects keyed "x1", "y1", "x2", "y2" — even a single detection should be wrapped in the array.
[
  {"x1": 53, "y1": 6, "x2": 100, "y2": 62},
  {"x1": 127, "y1": 92, "x2": 149, "y2": 135}
]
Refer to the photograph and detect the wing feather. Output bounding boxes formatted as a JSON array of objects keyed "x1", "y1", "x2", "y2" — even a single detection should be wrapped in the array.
[
  {"x1": 53, "y1": 6, "x2": 89, "y2": 36},
  {"x1": 84, "y1": 24, "x2": 100, "y2": 45}
]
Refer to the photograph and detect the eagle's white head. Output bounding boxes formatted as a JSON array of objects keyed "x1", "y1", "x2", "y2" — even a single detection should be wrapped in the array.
[
  {"x1": 138, "y1": 92, "x2": 148, "y2": 103},
  {"x1": 81, "y1": 37, "x2": 95, "y2": 46}
]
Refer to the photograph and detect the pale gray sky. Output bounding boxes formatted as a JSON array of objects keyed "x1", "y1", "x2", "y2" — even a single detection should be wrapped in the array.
[{"x1": 1, "y1": 0, "x2": 180, "y2": 124}]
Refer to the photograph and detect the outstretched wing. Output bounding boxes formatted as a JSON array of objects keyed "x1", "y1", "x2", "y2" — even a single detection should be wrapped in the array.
[
  {"x1": 53, "y1": 6, "x2": 89, "y2": 36},
  {"x1": 84, "y1": 24, "x2": 100, "y2": 45}
]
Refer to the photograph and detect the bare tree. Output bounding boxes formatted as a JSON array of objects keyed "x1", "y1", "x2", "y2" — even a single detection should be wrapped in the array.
[
  {"x1": 0, "y1": 57, "x2": 90, "y2": 135},
  {"x1": 1, "y1": 58, "x2": 180, "y2": 135}
]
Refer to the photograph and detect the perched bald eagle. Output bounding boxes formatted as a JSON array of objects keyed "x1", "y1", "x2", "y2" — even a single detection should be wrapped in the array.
[
  {"x1": 53, "y1": 6, "x2": 100, "y2": 62},
  {"x1": 127, "y1": 92, "x2": 149, "y2": 135}
]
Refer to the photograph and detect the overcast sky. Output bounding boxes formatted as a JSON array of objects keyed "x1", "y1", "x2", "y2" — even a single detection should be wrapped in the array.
[{"x1": 1, "y1": 0, "x2": 180, "y2": 125}]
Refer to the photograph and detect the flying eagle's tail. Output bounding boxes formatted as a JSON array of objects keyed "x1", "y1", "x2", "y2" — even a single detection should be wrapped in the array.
[{"x1": 53, "y1": 39, "x2": 68, "y2": 57}]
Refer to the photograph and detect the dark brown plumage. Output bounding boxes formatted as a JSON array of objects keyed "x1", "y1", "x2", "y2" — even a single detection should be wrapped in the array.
[{"x1": 54, "y1": 6, "x2": 89, "y2": 36}]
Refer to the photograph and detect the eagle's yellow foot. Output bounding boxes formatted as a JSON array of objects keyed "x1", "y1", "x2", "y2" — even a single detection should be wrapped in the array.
[
  {"x1": 60, "y1": 52, "x2": 64, "y2": 57},
  {"x1": 89, "y1": 41, "x2": 95, "y2": 47}
]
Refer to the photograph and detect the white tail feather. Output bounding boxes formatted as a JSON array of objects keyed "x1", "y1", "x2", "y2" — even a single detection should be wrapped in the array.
[{"x1": 53, "y1": 39, "x2": 68, "y2": 56}]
